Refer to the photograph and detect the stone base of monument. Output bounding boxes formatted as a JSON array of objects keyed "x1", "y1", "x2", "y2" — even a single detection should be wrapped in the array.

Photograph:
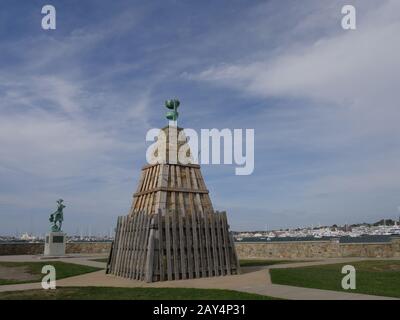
[{"x1": 44, "y1": 232, "x2": 66, "y2": 256}]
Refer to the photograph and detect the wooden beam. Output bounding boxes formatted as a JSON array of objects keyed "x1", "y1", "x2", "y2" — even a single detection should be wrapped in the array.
[{"x1": 133, "y1": 187, "x2": 209, "y2": 198}]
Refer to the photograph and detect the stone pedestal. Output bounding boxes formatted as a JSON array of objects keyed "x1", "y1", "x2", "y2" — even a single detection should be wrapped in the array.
[{"x1": 44, "y1": 232, "x2": 66, "y2": 256}]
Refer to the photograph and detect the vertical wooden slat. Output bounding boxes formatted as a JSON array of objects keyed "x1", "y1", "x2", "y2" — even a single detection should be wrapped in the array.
[
  {"x1": 132, "y1": 211, "x2": 144, "y2": 279},
  {"x1": 109, "y1": 216, "x2": 119, "y2": 274},
  {"x1": 149, "y1": 165, "x2": 160, "y2": 213},
  {"x1": 171, "y1": 209, "x2": 180, "y2": 280},
  {"x1": 139, "y1": 214, "x2": 151, "y2": 280},
  {"x1": 145, "y1": 216, "x2": 156, "y2": 282},
  {"x1": 121, "y1": 217, "x2": 130, "y2": 278},
  {"x1": 115, "y1": 216, "x2": 125, "y2": 276},
  {"x1": 210, "y1": 213, "x2": 219, "y2": 276},
  {"x1": 215, "y1": 211, "x2": 225, "y2": 275},
  {"x1": 143, "y1": 166, "x2": 153, "y2": 191},
  {"x1": 122, "y1": 217, "x2": 133, "y2": 278},
  {"x1": 141, "y1": 171, "x2": 151, "y2": 213},
  {"x1": 128, "y1": 216, "x2": 137, "y2": 278},
  {"x1": 165, "y1": 212, "x2": 173, "y2": 280},
  {"x1": 140, "y1": 167, "x2": 152, "y2": 214},
  {"x1": 146, "y1": 166, "x2": 157, "y2": 213},
  {"x1": 135, "y1": 193, "x2": 143, "y2": 214},
  {"x1": 221, "y1": 212, "x2": 232, "y2": 275},
  {"x1": 190, "y1": 202, "x2": 200, "y2": 278},
  {"x1": 121, "y1": 216, "x2": 131, "y2": 276},
  {"x1": 113, "y1": 216, "x2": 123, "y2": 275},
  {"x1": 109, "y1": 216, "x2": 122, "y2": 274},
  {"x1": 178, "y1": 212, "x2": 187, "y2": 279},
  {"x1": 157, "y1": 210, "x2": 165, "y2": 281},
  {"x1": 127, "y1": 213, "x2": 139, "y2": 279},
  {"x1": 185, "y1": 213, "x2": 194, "y2": 279},
  {"x1": 152, "y1": 214, "x2": 159, "y2": 281},
  {"x1": 128, "y1": 212, "x2": 139, "y2": 278},
  {"x1": 175, "y1": 166, "x2": 185, "y2": 208},
  {"x1": 135, "y1": 213, "x2": 145, "y2": 280},
  {"x1": 175, "y1": 166, "x2": 187, "y2": 279},
  {"x1": 196, "y1": 210, "x2": 206, "y2": 277},
  {"x1": 135, "y1": 211, "x2": 148, "y2": 280},
  {"x1": 114, "y1": 216, "x2": 123, "y2": 275},
  {"x1": 204, "y1": 212, "x2": 213, "y2": 277},
  {"x1": 137, "y1": 213, "x2": 147, "y2": 279},
  {"x1": 186, "y1": 168, "x2": 200, "y2": 278},
  {"x1": 136, "y1": 211, "x2": 147, "y2": 280},
  {"x1": 140, "y1": 168, "x2": 149, "y2": 192},
  {"x1": 135, "y1": 169, "x2": 150, "y2": 214},
  {"x1": 185, "y1": 167, "x2": 191, "y2": 191}
]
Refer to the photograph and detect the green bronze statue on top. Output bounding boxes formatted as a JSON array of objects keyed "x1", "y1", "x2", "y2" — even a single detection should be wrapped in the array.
[
  {"x1": 165, "y1": 99, "x2": 180, "y2": 121},
  {"x1": 49, "y1": 199, "x2": 65, "y2": 232}
]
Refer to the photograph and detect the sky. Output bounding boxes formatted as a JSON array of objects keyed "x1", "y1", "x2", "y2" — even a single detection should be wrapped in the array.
[{"x1": 0, "y1": 0, "x2": 400, "y2": 235}]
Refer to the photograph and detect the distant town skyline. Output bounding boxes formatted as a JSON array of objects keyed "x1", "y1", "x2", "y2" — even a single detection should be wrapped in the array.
[
  {"x1": 1, "y1": 1, "x2": 400, "y2": 234},
  {"x1": 1, "y1": 216, "x2": 400, "y2": 238}
]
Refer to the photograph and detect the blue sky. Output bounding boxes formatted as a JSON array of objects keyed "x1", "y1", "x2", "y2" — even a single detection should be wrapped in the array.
[{"x1": 1, "y1": 0, "x2": 400, "y2": 235}]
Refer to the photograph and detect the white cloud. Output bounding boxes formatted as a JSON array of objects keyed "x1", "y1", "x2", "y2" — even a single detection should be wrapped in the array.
[
  {"x1": 191, "y1": 0, "x2": 400, "y2": 140},
  {"x1": 186, "y1": 0, "x2": 400, "y2": 224},
  {"x1": 0, "y1": 111, "x2": 114, "y2": 177}
]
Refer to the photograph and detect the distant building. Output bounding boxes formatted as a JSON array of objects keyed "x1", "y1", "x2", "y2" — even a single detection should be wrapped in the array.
[{"x1": 20, "y1": 233, "x2": 37, "y2": 242}]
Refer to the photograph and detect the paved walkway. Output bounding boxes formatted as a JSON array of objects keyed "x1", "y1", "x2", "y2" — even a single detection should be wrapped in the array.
[{"x1": 0, "y1": 255, "x2": 398, "y2": 300}]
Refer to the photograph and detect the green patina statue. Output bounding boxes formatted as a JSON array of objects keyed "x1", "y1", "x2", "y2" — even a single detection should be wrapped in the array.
[
  {"x1": 49, "y1": 199, "x2": 65, "y2": 232},
  {"x1": 165, "y1": 99, "x2": 180, "y2": 121}
]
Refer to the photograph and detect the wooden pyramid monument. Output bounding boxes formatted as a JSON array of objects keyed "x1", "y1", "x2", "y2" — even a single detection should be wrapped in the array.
[{"x1": 106, "y1": 99, "x2": 240, "y2": 282}]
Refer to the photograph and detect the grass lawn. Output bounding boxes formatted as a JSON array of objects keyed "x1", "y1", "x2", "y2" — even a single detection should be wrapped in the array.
[
  {"x1": 239, "y1": 259, "x2": 306, "y2": 267},
  {"x1": 0, "y1": 262, "x2": 101, "y2": 286},
  {"x1": 0, "y1": 286, "x2": 277, "y2": 300},
  {"x1": 270, "y1": 260, "x2": 400, "y2": 298}
]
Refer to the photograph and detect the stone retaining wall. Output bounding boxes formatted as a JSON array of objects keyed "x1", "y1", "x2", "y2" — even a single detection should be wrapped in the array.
[
  {"x1": 235, "y1": 238, "x2": 400, "y2": 259},
  {"x1": 1, "y1": 238, "x2": 399, "y2": 258},
  {"x1": 0, "y1": 242, "x2": 112, "y2": 256}
]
